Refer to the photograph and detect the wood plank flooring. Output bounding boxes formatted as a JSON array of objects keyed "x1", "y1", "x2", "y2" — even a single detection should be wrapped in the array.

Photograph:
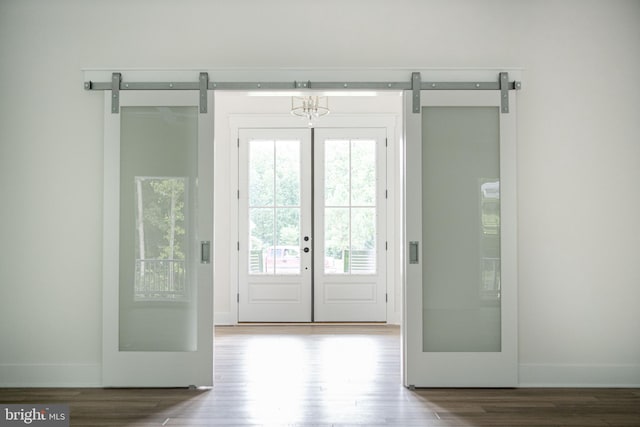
[{"x1": 1, "y1": 325, "x2": 639, "y2": 426}]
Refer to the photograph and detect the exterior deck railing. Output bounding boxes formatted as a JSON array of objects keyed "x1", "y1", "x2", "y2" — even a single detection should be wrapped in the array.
[{"x1": 134, "y1": 259, "x2": 186, "y2": 300}]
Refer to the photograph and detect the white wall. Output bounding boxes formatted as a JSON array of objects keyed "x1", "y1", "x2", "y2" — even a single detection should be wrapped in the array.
[{"x1": 1, "y1": 0, "x2": 638, "y2": 387}]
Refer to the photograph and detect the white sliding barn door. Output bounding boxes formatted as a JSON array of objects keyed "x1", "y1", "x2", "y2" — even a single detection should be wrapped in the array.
[
  {"x1": 403, "y1": 90, "x2": 518, "y2": 387},
  {"x1": 103, "y1": 90, "x2": 214, "y2": 386}
]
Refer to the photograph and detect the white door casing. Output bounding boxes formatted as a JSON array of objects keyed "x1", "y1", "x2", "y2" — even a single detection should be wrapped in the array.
[{"x1": 237, "y1": 126, "x2": 388, "y2": 322}]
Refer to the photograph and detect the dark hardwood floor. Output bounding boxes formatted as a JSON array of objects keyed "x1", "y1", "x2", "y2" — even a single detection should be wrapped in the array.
[{"x1": 1, "y1": 325, "x2": 638, "y2": 426}]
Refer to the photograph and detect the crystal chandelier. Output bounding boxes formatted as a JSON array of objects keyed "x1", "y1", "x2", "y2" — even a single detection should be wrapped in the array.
[{"x1": 290, "y1": 95, "x2": 329, "y2": 127}]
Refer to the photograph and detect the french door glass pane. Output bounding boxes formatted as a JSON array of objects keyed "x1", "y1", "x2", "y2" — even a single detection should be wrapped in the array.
[
  {"x1": 275, "y1": 140, "x2": 300, "y2": 206},
  {"x1": 249, "y1": 140, "x2": 275, "y2": 207},
  {"x1": 351, "y1": 208, "x2": 376, "y2": 274},
  {"x1": 275, "y1": 208, "x2": 301, "y2": 275},
  {"x1": 421, "y1": 106, "x2": 501, "y2": 352},
  {"x1": 324, "y1": 139, "x2": 377, "y2": 275},
  {"x1": 324, "y1": 140, "x2": 349, "y2": 206},
  {"x1": 351, "y1": 140, "x2": 376, "y2": 206},
  {"x1": 324, "y1": 207, "x2": 349, "y2": 273},
  {"x1": 249, "y1": 208, "x2": 274, "y2": 274},
  {"x1": 248, "y1": 138, "x2": 302, "y2": 275},
  {"x1": 119, "y1": 106, "x2": 198, "y2": 352}
]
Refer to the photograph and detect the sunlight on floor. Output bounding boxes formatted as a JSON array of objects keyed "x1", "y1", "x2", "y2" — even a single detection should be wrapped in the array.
[
  {"x1": 245, "y1": 337, "x2": 309, "y2": 421},
  {"x1": 319, "y1": 337, "x2": 377, "y2": 395},
  {"x1": 229, "y1": 328, "x2": 394, "y2": 425}
]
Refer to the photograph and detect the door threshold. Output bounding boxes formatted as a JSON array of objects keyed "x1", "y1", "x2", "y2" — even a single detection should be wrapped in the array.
[{"x1": 236, "y1": 322, "x2": 389, "y2": 326}]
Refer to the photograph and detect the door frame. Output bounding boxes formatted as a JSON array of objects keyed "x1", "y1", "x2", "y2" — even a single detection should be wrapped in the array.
[
  {"x1": 228, "y1": 113, "x2": 399, "y2": 324},
  {"x1": 85, "y1": 68, "x2": 521, "y2": 387}
]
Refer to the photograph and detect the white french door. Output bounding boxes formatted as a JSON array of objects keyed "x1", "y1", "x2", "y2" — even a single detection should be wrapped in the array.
[
  {"x1": 103, "y1": 90, "x2": 214, "y2": 386},
  {"x1": 238, "y1": 127, "x2": 387, "y2": 322},
  {"x1": 403, "y1": 90, "x2": 518, "y2": 387},
  {"x1": 314, "y1": 128, "x2": 387, "y2": 321},
  {"x1": 238, "y1": 129, "x2": 313, "y2": 322}
]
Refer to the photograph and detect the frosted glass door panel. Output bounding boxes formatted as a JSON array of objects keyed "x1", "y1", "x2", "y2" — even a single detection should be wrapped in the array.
[
  {"x1": 421, "y1": 107, "x2": 500, "y2": 352},
  {"x1": 119, "y1": 106, "x2": 198, "y2": 352}
]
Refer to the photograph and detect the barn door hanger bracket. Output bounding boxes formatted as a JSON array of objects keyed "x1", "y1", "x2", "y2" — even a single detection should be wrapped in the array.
[
  {"x1": 199, "y1": 72, "x2": 209, "y2": 113},
  {"x1": 111, "y1": 72, "x2": 121, "y2": 114},
  {"x1": 500, "y1": 72, "x2": 510, "y2": 113},
  {"x1": 411, "y1": 72, "x2": 421, "y2": 113}
]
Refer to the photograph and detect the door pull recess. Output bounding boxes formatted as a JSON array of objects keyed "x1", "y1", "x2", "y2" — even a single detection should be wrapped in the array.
[
  {"x1": 201, "y1": 241, "x2": 211, "y2": 264},
  {"x1": 409, "y1": 241, "x2": 419, "y2": 264}
]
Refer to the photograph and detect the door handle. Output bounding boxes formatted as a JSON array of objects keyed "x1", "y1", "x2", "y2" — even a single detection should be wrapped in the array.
[
  {"x1": 409, "y1": 241, "x2": 419, "y2": 264},
  {"x1": 201, "y1": 241, "x2": 211, "y2": 264}
]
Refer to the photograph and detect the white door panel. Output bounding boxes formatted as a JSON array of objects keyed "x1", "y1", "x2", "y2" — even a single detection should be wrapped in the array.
[
  {"x1": 403, "y1": 90, "x2": 518, "y2": 387},
  {"x1": 103, "y1": 90, "x2": 214, "y2": 387}
]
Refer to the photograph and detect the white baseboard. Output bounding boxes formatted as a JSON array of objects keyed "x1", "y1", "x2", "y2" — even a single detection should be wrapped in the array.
[
  {"x1": 2, "y1": 362, "x2": 637, "y2": 388},
  {"x1": 386, "y1": 312, "x2": 401, "y2": 325},
  {"x1": 0, "y1": 363, "x2": 101, "y2": 387},
  {"x1": 519, "y1": 363, "x2": 640, "y2": 387},
  {"x1": 214, "y1": 312, "x2": 400, "y2": 326},
  {"x1": 214, "y1": 311, "x2": 236, "y2": 325}
]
